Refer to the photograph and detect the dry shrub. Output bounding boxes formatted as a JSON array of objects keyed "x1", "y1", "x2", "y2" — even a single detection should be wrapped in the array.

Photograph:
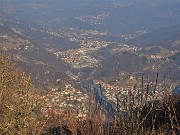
[{"x1": 0, "y1": 53, "x2": 44, "y2": 135}]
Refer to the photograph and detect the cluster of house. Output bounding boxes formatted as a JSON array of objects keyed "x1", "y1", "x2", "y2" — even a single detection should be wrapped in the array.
[
  {"x1": 93, "y1": 78, "x2": 166, "y2": 111},
  {"x1": 39, "y1": 84, "x2": 89, "y2": 118}
]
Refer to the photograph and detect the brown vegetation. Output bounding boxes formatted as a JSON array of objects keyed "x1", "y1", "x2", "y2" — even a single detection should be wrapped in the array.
[{"x1": 0, "y1": 53, "x2": 45, "y2": 134}]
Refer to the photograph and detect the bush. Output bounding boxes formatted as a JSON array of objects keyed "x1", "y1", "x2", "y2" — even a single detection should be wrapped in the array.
[{"x1": 0, "y1": 54, "x2": 44, "y2": 135}]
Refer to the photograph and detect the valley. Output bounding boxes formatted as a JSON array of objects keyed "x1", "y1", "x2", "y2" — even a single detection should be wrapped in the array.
[{"x1": 0, "y1": 1, "x2": 180, "y2": 134}]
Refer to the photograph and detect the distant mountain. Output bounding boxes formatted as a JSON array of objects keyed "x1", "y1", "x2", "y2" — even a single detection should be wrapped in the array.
[
  {"x1": 0, "y1": 13, "x2": 79, "y2": 51},
  {"x1": 0, "y1": 13, "x2": 77, "y2": 88},
  {"x1": 90, "y1": 36, "x2": 180, "y2": 83},
  {"x1": 91, "y1": 52, "x2": 148, "y2": 81},
  {"x1": 2, "y1": 0, "x2": 180, "y2": 35},
  {"x1": 0, "y1": 0, "x2": 14, "y2": 14},
  {"x1": 169, "y1": 52, "x2": 180, "y2": 66},
  {"x1": 161, "y1": 34, "x2": 180, "y2": 51},
  {"x1": 128, "y1": 24, "x2": 180, "y2": 47},
  {"x1": 92, "y1": 53, "x2": 180, "y2": 83}
]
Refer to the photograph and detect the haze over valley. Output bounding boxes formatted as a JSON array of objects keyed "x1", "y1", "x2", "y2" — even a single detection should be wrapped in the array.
[{"x1": 0, "y1": 0, "x2": 180, "y2": 134}]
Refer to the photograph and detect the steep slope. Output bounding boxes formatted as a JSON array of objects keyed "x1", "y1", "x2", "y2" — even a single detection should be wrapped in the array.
[
  {"x1": 128, "y1": 24, "x2": 180, "y2": 47},
  {"x1": 0, "y1": 13, "x2": 77, "y2": 88}
]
